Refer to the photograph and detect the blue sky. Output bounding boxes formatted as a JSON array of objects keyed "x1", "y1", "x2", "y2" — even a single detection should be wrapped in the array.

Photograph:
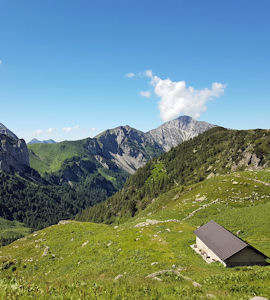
[{"x1": 0, "y1": 0, "x2": 269, "y2": 142}]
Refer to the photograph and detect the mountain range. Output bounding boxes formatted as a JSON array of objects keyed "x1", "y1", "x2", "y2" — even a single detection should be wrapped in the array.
[
  {"x1": 28, "y1": 115, "x2": 215, "y2": 178},
  {"x1": 1, "y1": 116, "x2": 215, "y2": 179},
  {"x1": 1, "y1": 120, "x2": 270, "y2": 299},
  {"x1": 28, "y1": 138, "x2": 57, "y2": 145},
  {"x1": 0, "y1": 116, "x2": 215, "y2": 229}
]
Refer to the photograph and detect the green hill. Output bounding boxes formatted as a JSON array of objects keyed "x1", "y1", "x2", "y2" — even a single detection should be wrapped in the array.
[
  {"x1": 0, "y1": 169, "x2": 270, "y2": 299},
  {"x1": 76, "y1": 127, "x2": 270, "y2": 224},
  {"x1": 28, "y1": 139, "x2": 88, "y2": 174},
  {"x1": 28, "y1": 138, "x2": 129, "y2": 189}
]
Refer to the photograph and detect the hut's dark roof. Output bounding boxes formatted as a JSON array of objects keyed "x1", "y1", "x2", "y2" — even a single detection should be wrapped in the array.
[{"x1": 194, "y1": 221, "x2": 249, "y2": 261}]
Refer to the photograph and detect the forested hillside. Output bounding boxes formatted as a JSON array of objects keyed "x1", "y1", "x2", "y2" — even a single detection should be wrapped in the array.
[
  {"x1": 76, "y1": 127, "x2": 270, "y2": 224},
  {"x1": 0, "y1": 171, "x2": 116, "y2": 229}
]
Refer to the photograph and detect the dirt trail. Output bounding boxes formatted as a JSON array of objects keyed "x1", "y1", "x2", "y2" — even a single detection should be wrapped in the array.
[
  {"x1": 145, "y1": 267, "x2": 202, "y2": 288},
  {"x1": 235, "y1": 174, "x2": 270, "y2": 187},
  {"x1": 182, "y1": 199, "x2": 219, "y2": 221}
]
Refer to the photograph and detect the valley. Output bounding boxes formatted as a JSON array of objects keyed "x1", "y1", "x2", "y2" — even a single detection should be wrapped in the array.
[
  {"x1": 0, "y1": 169, "x2": 269, "y2": 299},
  {"x1": 0, "y1": 116, "x2": 214, "y2": 229},
  {"x1": 2, "y1": 2, "x2": 269, "y2": 299},
  {"x1": 0, "y1": 119, "x2": 270, "y2": 299}
]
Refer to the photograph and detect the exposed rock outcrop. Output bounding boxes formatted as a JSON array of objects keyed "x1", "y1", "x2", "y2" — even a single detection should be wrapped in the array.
[
  {"x1": 0, "y1": 134, "x2": 30, "y2": 173},
  {"x1": 147, "y1": 115, "x2": 216, "y2": 151},
  {"x1": 231, "y1": 145, "x2": 264, "y2": 171},
  {"x1": 0, "y1": 123, "x2": 19, "y2": 141},
  {"x1": 90, "y1": 126, "x2": 163, "y2": 174},
  {"x1": 0, "y1": 124, "x2": 43, "y2": 182}
]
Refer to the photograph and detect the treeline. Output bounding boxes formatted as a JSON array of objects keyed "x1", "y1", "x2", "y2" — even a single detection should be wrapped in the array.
[{"x1": 76, "y1": 127, "x2": 270, "y2": 224}]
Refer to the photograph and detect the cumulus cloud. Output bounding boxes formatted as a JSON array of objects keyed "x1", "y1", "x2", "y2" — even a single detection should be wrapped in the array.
[
  {"x1": 139, "y1": 91, "x2": 151, "y2": 98},
  {"x1": 62, "y1": 125, "x2": 80, "y2": 133},
  {"x1": 33, "y1": 129, "x2": 43, "y2": 136},
  {"x1": 47, "y1": 128, "x2": 55, "y2": 134},
  {"x1": 62, "y1": 127, "x2": 72, "y2": 132},
  {"x1": 144, "y1": 70, "x2": 226, "y2": 121},
  {"x1": 125, "y1": 72, "x2": 135, "y2": 78}
]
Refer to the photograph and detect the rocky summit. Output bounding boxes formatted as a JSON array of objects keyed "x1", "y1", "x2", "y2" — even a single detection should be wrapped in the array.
[
  {"x1": 147, "y1": 115, "x2": 216, "y2": 151},
  {"x1": 0, "y1": 123, "x2": 19, "y2": 141},
  {"x1": 93, "y1": 125, "x2": 163, "y2": 173},
  {"x1": 0, "y1": 123, "x2": 30, "y2": 174}
]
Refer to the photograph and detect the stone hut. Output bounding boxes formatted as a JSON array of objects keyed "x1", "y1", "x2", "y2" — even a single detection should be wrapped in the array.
[{"x1": 193, "y1": 220, "x2": 269, "y2": 267}]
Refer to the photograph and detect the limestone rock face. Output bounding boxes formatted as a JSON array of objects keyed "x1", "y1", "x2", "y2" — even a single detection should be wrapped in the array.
[
  {"x1": 90, "y1": 126, "x2": 163, "y2": 174},
  {"x1": 231, "y1": 145, "x2": 265, "y2": 171},
  {"x1": 147, "y1": 116, "x2": 215, "y2": 151},
  {"x1": 0, "y1": 123, "x2": 19, "y2": 141},
  {"x1": 0, "y1": 124, "x2": 30, "y2": 173},
  {"x1": 0, "y1": 135, "x2": 30, "y2": 173}
]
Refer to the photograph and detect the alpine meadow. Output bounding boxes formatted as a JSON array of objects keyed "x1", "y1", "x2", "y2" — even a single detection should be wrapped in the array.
[{"x1": 1, "y1": 1, "x2": 270, "y2": 299}]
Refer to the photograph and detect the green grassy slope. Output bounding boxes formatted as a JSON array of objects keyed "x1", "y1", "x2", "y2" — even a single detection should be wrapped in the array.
[
  {"x1": 76, "y1": 127, "x2": 270, "y2": 224},
  {"x1": 28, "y1": 138, "x2": 128, "y2": 198},
  {"x1": 1, "y1": 169, "x2": 270, "y2": 299},
  {"x1": 28, "y1": 140, "x2": 88, "y2": 174},
  {"x1": 0, "y1": 218, "x2": 31, "y2": 246}
]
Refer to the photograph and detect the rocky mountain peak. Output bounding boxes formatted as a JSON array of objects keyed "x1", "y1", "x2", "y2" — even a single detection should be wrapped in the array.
[
  {"x1": 147, "y1": 115, "x2": 216, "y2": 151},
  {"x1": 0, "y1": 123, "x2": 19, "y2": 141},
  {"x1": 0, "y1": 123, "x2": 32, "y2": 175},
  {"x1": 92, "y1": 125, "x2": 162, "y2": 174},
  {"x1": 97, "y1": 125, "x2": 148, "y2": 146}
]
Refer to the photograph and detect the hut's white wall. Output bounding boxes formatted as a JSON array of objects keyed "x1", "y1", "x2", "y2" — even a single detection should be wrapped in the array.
[
  {"x1": 225, "y1": 247, "x2": 267, "y2": 267},
  {"x1": 196, "y1": 237, "x2": 224, "y2": 265}
]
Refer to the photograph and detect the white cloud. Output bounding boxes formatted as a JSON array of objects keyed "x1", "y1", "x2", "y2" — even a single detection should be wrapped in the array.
[
  {"x1": 139, "y1": 91, "x2": 151, "y2": 98},
  {"x1": 125, "y1": 72, "x2": 135, "y2": 78},
  {"x1": 47, "y1": 128, "x2": 55, "y2": 134},
  {"x1": 33, "y1": 129, "x2": 43, "y2": 136},
  {"x1": 90, "y1": 127, "x2": 96, "y2": 132},
  {"x1": 62, "y1": 127, "x2": 73, "y2": 132},
  {"x1": 62, "y1": 125, "x2": 80, "y2": 133},
  {"x1": 143, "y1": 70, "x2": 226, "y2": 121},
  {"x1": 0, "y1": 60, "x2": 2, "y2": 65}
]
